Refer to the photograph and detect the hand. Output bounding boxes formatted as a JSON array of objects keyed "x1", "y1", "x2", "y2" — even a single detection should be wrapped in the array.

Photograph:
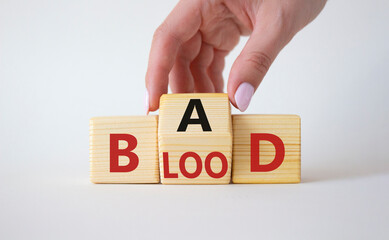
[{"x1": 145, "y1": 0, "x2": 326, "y2": 113}]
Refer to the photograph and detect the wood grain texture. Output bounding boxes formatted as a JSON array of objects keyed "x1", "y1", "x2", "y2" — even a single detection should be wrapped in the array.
[
  {"x1": 232, "y1": 114, "x2": 301, "y2": 183},
  {"x1": 158, "y1": 93, "x2": 232, "y2": 184},
  {"x1": 90, "y1": 116, "x2": 159, "y2": 183}
]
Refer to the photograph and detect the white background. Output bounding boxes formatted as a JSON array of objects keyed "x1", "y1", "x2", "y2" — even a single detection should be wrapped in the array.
[{"x1": 1, "y1": 0, "x2": 388, "y2": 239}]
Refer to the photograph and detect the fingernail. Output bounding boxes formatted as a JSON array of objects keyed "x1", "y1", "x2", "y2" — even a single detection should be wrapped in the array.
[
  {"x1": 234, "y1": 82, "x2": 254, "y2": 112},
  {"x1": 144, "y1": 89, "x2": 149, "y2": 115}
]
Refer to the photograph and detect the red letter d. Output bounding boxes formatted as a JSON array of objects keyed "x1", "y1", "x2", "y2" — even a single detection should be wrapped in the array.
[{"x1": 251, "y1": 133, "x2": 285, "y2": 172}]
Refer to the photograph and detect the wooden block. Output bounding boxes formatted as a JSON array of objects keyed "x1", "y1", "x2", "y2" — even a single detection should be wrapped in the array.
[
  {"x1": 90, "y1": 116, "x2": 159, "y2": 183},
  {"x1": 158, "y1": 93, "x2": 232, "y2": 184},
  {"x1": 232, "y1": 115, "x2": 300, "y2": 183}
]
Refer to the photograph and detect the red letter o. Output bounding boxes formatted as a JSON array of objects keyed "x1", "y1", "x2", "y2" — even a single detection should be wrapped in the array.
[
  {"x1": 205, "y1": 152, "x2": 228, "y2": 178},
  {"x1": 179, "y1": 152, "x2": 202, "y2": 179}
]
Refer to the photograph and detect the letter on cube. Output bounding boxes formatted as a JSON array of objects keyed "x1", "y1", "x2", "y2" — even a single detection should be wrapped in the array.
[
  {"x1": 158, "y1": 93, "x2": 233, "y2": 184},
  {"x1": 90, "y1": 116, "x2": 159, "y2": 183},
  {"x1": 232, "y1": 115, "x2": 301, "y2": 183}
]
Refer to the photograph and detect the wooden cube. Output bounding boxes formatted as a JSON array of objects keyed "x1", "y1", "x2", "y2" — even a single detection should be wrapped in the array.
[
  {"x1": 90, "y1": 116, "x2": 159, "y2": 183},
  {"x1": 158, "y1": 93, "x2": 232, "y2": 184},
  {"x1": 232, "y1": 115, "x2": 301, "y2": 183}
]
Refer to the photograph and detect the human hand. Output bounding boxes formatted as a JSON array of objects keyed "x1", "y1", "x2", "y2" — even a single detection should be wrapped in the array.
[{"x1": 145, "y1": 0, "x2": 326, "y2": 113}]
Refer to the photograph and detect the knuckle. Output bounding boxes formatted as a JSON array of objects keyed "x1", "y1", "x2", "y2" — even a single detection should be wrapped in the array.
[
  {"x1": 153, "y1": 23, "x2": 182, "y2": 45},
  {"x1": 261, "y1": 3, "x2": 296, "y2": 43},
  {"x1": 153, "y1": 23, "x2": 168, "y2": 40},
  {"x1": 271, "y1": 5, "x2": 298, "y2": 41},
  {"x1": 245, "y1": 51, "x2": 272, "y2": 76}
]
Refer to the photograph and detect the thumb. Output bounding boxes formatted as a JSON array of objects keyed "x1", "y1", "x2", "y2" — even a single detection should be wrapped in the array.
[{"x1": 227, "y1": 16, "x2": 290, "y2": 112}]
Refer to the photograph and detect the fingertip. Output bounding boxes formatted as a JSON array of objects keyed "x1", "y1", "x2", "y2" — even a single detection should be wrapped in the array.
[
  {"x1": 234, "y1": 82, "x2": 254, "y2": 112},
  {"x1": 227, "y1": 86, "x2": 237, "y2": 109},
  {"x1": 148, "y1": 93, "x2": 162, "y2": 112},
  {"x1": 144, "y1": 90, "x2": 150, "y2": 115},
  {"x1": 227, "y1": 62, "x2": 256, "y2": 111},
  {"x1": 226, "y1": 68, "x2": 241, "y2": 109}
]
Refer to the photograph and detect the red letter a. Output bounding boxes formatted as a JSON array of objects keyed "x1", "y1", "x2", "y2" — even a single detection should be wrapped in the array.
[
  {"x1": 251, "y1": 133, "x2": 285, "y2": 172},
  {"x1": 110, "y1": 134, "x2": 139, "y2": 172}
]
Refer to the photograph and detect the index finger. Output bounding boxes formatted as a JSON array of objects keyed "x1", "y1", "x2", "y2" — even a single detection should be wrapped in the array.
[{"x1": 145, "y1": 0, "x2": 202, "y2": 112}]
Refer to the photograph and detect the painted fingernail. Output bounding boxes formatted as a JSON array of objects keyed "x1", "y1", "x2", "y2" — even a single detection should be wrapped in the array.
[
  {"x1": 144, "y1": 89, "x2": 149, "y2": 115},
  {"x1": 234, "y1": 82, "x2": 254, "y2": 112}
]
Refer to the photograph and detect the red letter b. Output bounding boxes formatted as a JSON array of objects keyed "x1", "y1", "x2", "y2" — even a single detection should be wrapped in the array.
[{"x1": 110, "y1": 134, "x2": 139, "y2": 172}]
